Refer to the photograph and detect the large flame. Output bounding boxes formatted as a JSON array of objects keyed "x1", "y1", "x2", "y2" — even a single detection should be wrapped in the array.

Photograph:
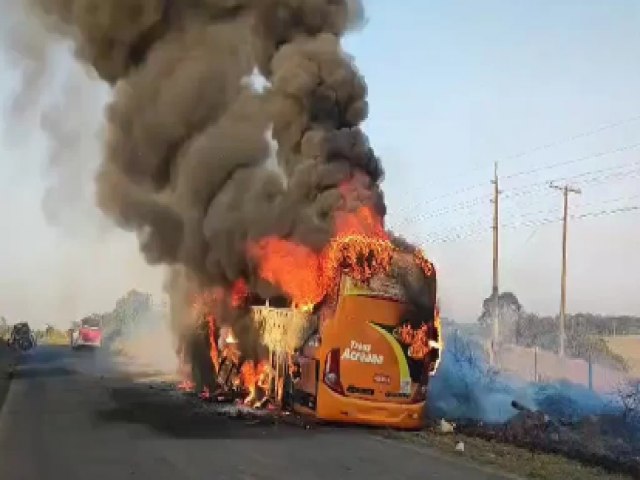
[
  {"x1": 206, "y1": 314, "x2": 219, "y2": 370},
  {"x1": 191, "y1": 288, "x2": 223, "y2": 375},
  {"x1": 240, "y1": 360, "x2": 269, "y2": 406},
  {"x1": 183, "y1": 202, "x2": 441, "y2": 402},
  {"x1": 248, "y1": 238, "x2": 323, "y2": 306},
  {"x1": 249, "y1": 206, "x2": 399, "y2": 306}
]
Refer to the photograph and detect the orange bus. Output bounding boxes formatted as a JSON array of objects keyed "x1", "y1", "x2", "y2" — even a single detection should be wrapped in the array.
[{"x1": 263, "y1": 249, "x2": 442, "y2": 429}]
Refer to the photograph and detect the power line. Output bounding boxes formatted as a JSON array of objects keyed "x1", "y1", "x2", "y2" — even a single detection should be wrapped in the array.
[
  {"x1": 401, "y1": 163, "x2": 640, "y2": 226},
  {"x1": 421, "y1": 205, "x2": 640, "y2": 244},
  {"x1": 403, "y1": 153, "x2": 640, "y2": 223},
  {"x1": 503, "y1": 143, "x2": 640, "y2": 180},
  {"x1": 501, "y1": 165, "x2": 640, "y2": 201},
  {"x1": 397, "y1": 157, "x2": 640, "y2": 240},
  {"x1": 400, "y1": 173, "x2": 639, "y2": 236},
  {"x1": 500, "y1": 205, "x2": 640, "y2": 232},
  {"x1": 574, "y1": 205, "x2": 640, "y2": 220},
  {"x1": 500, "y1": 192, "x2": 640, "y2": 223},
  {"x1": 500, "y1": 113, "x2": 640, "y2": 164},
  {"x1": 406, "y1": 115, "x2": 640, "y2": 207},
  {"x1": 404, "y1": 195, "x2": 490, "y2": 223}
]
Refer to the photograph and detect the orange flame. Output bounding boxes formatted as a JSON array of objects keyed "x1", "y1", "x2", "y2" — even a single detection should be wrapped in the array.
[
  {"x1": 333, "y1": 205, "x2": 388, "y2": 240},
  {"x1": 240, "y1": 361, "x2": 258, "y2": 388},
  {"x1": 206, "y1": 314, "x2": 219, "y2": 370},
  {"x1": 191, "y1": 288, "x2": 224, "y2": 373},
  {"x1": 177, "y1": 380, "x2": 195, "y2": 392},
  {"x1": 219, "y1": 327, "x2": 241, "y2": 366},
  {"x1": 391, "y1": 308, "x2": 443, "y2": 370},
  {"x1": 240, "y1": 360, "x2": 269, "y2": 406},
  {"x1": 429, "y1": 309, "x2": 443, "y2": 375},
  {"x1": 248, "y1": 239, "x2": 323, "y2": 306},
  {"x1": 394, "y1": 323, "x2": 415, "y2": 345},
  {"x1": 231, "y1": 279, "x2": 249, "y2": 307},
  {"x1": 249, "y1": 206, "x2": 403, "y2": 306},
  {"x1": 224, "y1": 328, "x2": 238, "y2": 344}
]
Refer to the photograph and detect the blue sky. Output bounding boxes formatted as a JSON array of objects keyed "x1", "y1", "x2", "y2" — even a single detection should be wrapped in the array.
[
  {"x1": 343, "y1": 0, "x2": 640, "y2": 319},
  {"x1": 1, "y1": 0, "x2": 639, "y2": 326}
]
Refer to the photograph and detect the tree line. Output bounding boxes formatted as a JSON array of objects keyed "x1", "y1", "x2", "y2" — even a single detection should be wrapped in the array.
[{"x1": 477, "y1": 292, "x2": 638, "y2": 370}]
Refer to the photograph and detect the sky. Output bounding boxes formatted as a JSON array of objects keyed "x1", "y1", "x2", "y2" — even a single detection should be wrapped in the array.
[
  {"x1": 1, "y1": 0, "x2": 639, "y2": 327},
  {"x1": 343, "y1": 0, "x2": 640, "y2": 320}
]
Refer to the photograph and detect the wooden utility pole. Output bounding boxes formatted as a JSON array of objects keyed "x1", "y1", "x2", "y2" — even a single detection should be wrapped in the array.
[
  {"x1": 550, "y1": 183, "x2": 581, "y2": 357},
  {"x1": 490, "y1": 162, "x2": 502, "y2": 360}
]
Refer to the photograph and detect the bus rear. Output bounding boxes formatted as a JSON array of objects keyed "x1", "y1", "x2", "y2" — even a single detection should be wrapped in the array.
[{"x1": 314, "y1": 258, "x2": 441, "y2": 429}]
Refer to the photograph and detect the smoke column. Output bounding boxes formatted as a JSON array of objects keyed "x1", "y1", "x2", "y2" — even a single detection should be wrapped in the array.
[
  {"x1": 0, "y1": 1, "x2": 165, "y2": 328},
  {"x1": 23, "y1": 1, "x2": 384, "y2": 345}
]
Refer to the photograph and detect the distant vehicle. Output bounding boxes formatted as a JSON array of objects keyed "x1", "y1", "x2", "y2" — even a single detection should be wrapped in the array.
[
  {"x1": 70, "y1": 317, "x2": 102, "y2": 349},
  {"x1": 8, "y1": 322, "x2": 36, "y2": 352}
]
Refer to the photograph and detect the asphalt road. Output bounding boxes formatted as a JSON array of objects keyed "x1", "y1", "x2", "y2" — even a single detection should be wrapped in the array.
[
  {"x1": 0, "y1": 346, "x2": 513, "y2": 480},
  {"x1": 0, "y1": 343, "x2": 13, "y2": 411}
]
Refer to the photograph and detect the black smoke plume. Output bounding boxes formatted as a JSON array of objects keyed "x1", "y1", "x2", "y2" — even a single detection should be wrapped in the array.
[
  {"x1": 24, "y1": 1, "x2": 387, "y2": 372},
  {"x1": 26, "y1": 0, "x2": 380, "y2": 283}
]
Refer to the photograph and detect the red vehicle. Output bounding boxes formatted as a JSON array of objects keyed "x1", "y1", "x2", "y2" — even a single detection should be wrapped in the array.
[{"x1": 70, "y1": 317, "x2": 102, "y2": 349}]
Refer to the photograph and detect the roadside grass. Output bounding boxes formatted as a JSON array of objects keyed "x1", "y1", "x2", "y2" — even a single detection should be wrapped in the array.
[
  {"x1": 604, "y1": 335, "x2": 640, "y2": 377},
  {"x1": 41, "y1": 331, "x2": 69, "y2": 346},
  {"x1": 382, "y1": 429, "x2": 632, "y2": 480}
]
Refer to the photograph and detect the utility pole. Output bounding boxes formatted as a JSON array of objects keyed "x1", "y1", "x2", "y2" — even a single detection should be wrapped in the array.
[
  {"x1": 550, "y1": 183, "x2": 581, "y2": 357},
  {"x1": 490, "y1": 162, "x2": 502, "y2": 362}
]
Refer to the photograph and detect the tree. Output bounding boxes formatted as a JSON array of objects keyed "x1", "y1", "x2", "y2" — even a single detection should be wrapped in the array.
[
  {"x1": 476, "y1": 293, "x2": 629, "y2": 370},
  {"x1": 0, "y1": 316, "x2": 8, "y2": 339},
  {"x1": 99, "y1": 290, "x2": 154, "y2": 346},
  {"x1": 113, "y1": 290, "x2": 152, "y2": 327},
  {"x1": 477, "y1": 291, "x2": 523, "y2": 344}
]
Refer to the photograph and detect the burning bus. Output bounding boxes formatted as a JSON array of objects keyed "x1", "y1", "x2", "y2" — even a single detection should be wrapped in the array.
[
  {"x1": 25, "y1": 0, "x2": 441, "y2": 429},
  {"x1": 185, "y1": 207, "x2": 442, "y2": 429}
]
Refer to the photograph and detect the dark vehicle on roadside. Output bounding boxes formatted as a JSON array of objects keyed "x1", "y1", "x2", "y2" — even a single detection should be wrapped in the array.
[{"x1": 8, "y1": 322, "x2": 36, "y2": 352}]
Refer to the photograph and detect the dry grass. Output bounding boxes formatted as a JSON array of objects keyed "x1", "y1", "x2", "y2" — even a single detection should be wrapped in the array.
[
  {"x1": 604, "y1": 336, "x2": 640, "y2": 377},
  {"x1": 382, "y1": 430, "x2": 633, "y2": 480},
  {"x1": 41, "y1": 331, "x2": 69, "y2": 346}
]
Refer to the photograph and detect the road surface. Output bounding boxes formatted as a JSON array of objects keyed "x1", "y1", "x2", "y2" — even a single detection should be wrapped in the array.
[
  {"x1": 0, "y1": 343, "x2": 13, "y2": 411},
  {"x1": 0, "y1": 346, "x2": 513, "y2": 480}
]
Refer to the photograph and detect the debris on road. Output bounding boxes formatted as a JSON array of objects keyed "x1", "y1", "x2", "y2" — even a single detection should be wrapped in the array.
[
  {"x1": 438, "y1": 418, "x2": 455, "y2": 434},
  {"x1": 455, "y1": 441, "x2": 465, "y2": 453}
]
